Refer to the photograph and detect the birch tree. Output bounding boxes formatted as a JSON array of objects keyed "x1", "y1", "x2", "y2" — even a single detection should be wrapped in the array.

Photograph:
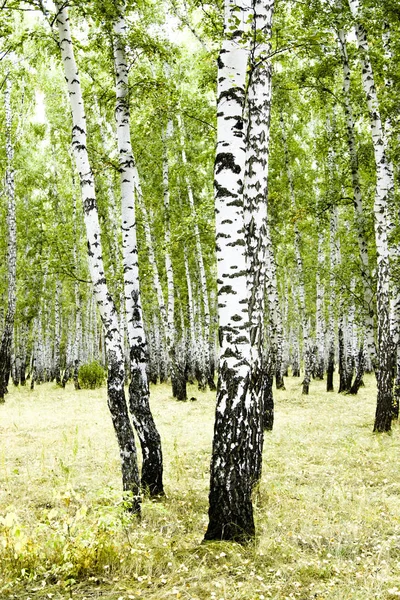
[
  {"x1": 348, "y1": 0, "x2": 394, "y2": 432},
  {"x1": 205, "y1": 0, "x2": 274, "y2": 543},
  {"x1": 336, "y1": 20, "x2": 375, "y2": 372},
  {"x1": 54, "y1": 1, "x2": 141, "y2": 511},
  {"x1": 113, "y1": 2, "x2": 164, "y2": 496},
  {"x1": 0, "y1": 78, "x2": 17, "y2": 403}
]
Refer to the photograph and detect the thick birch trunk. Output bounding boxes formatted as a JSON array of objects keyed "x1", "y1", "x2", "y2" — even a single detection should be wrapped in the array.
[
  {"x1": 55, "y1": 2, "x2": 140, "y2": 510},
  {"x1": 243, "y1": 0, "x2": 275, "y2": 435},
  {"x1": 0, "y1": 79, "x2": 17, "y2": 402},
  {"x1": 348, "y1": 0, "x2": 394, "y2": 432},
  {"x1": 113, "y1": 8, "x2": 164, "y2": 496},
  {"x1": 205, "y1": 0, "x2": 272, "y2": 543}
]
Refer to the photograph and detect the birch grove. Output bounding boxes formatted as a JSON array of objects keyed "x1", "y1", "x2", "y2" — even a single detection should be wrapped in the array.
[{"x1": 1, "y1": 0, "x2": 400, "y2": 544}]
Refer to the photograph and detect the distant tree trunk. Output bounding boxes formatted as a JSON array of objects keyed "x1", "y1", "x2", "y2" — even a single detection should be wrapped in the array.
[
  {"x1": 0, "y1": 78, "x2": 17, "y2": 402},
  {"x1": 291, "y1": 328, "x2": 301, "y2": 377},
  {"x1": 19, "y1": 322, "x2": 28, "y2": 386},
  {"x1": 113, "y1": 7, "x2": 164, "y2": 496},
  {"x1": 327, "y1": 206, "x2": 338, "y2": 392},
  {"x1": 163, "y1": 127, "x2": 187, "y2": 401},
  {"x1": 338, "y1": 317, "x2": 348, "y2": 393},
  {"x1": 265, "y1": 220, "x2": 285, "y2": 390},
  {"x1": 348, "y1": 0, "x2": 394, "y2": 432},
  {"x1": 136, "y1": 188, "x2": 168, "y2": 382},
  {"x1": 54, "y1": 280, "x2": 62, "y2": 385},
  {"x1": 55, "y1": 2, "x2": 141, "y2": 511},
  {"x1": 349, "y1": 345, "x2": 365, "y2": 395},
  {"x1": 281, "y1": 115, "x2": 312, "y2": 394},
  {"x1": 337, "y1": 26, "x2": 376, "y2": 370},
  {"x1": 263, "y1": 353, "x2": 274, "y2": 431},
  {"x1": 184, "y1": 247, "x2": 196, "y2": 384},
  {"x1": 73, "y1": 284, "x2": 81, "y2": 390},
  {"x1": 315, "y1": 228, "x2": 325, "y2": 380},
  {"x1": 177, "y1": 115, "x2": 215, "y2": 392}
]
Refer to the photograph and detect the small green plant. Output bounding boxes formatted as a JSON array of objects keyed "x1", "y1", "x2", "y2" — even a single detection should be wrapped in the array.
[{"x1": 78, "y1": 362, "x2": 106, "y2": 389}]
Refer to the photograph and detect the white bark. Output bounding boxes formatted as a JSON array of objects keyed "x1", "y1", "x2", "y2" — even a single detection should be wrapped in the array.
[
  {"x1": 0, "y1": 77, "x2": 17, "y2": 400},
  {"x1": 113, "y1": 5, "x2": 164, "y2": 494},
  {"x1": 281, "y1": 114, "x2": 312, "y2": 393},
  {"x1": 177, "y1": 114, "x2": 212, "y2": 388},
  {"x1": 206, "y1": 0, "x2": 271, "y2": 542},
  {"x1": 113, "y1": 10, "x2": 148, "y2": 387},
  {"x1": 315, "y1": 227, "x2": 325, "y2": 379},
  {"x1": 337, "y1": 26, "x2": 375, "y2": 368},
  {"x1": 55, "y1": 1, "x2": 140, "y2": 504},
  {"x1": 348, "y1": 0, "x2": 394, "y2": 431}
]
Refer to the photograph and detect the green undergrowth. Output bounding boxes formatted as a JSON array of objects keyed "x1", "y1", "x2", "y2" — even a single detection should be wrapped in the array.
[{"x1": 1, "y1": 376, "x2": 400, "y2": 599}]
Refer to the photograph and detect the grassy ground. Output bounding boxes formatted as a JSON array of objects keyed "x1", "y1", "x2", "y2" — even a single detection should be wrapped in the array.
[{"x1": 1, "y1": 375, "x2": 400, "y2": 599}]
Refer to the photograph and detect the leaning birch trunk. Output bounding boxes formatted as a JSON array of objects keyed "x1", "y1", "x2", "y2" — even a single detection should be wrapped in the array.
[
  {"x1": 337, "y1": 26, "x2": 375, "y2": 370},
  {"x1": 205, "y1": 0, "x2": 266, "y2": 543},
  {"x1": 348, "y1": 0, "x2": 394, "y2": 432},
  {"x1": 0, "y1": 78, "x2": 17, "y2": 402},
  {"x1": 113, "y1": 6, "x2": 164, "y2": 496},
  {"x1": 55, "y1": 2, "x2": 140, "y2": 511}
]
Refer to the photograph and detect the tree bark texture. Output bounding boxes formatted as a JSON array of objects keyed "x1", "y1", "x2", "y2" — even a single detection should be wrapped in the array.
[
  {"x1": 348, "y1": 0, "x2": 394, "y2": 432},
  {"x1": 162, "y1": 129, "x2": 187, "y2": 401},
  {"x1": 205, "y1": 0, "x2": 274, "y2": 543},
  {"x1": 281, "y1": 115, "x2": 312, "y2": 394},
  {"x1": 177, "y1": 114, "x2": 215, "y2": 391},
  {"x1": 55, "y1": 2, "x2": 141, "y2": 510},
  {"x1": 0, "y1": 78, "x2": 17, "y2": 402},
  {"x1": 113, "y1": 6, "x2": 164, "y2": 496},
  {"x1": 337, "y1": 27, "x2": 376, "y2": 369}
]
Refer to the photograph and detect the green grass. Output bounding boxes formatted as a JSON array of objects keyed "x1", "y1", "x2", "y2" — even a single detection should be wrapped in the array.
[{"x1": 1, "y1": 375, "x2": 400, "y2": 599}]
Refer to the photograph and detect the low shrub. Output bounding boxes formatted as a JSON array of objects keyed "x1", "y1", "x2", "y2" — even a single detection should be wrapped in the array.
[{"x1": 78, "y1": 361, "x2": 106, "y2": 389}]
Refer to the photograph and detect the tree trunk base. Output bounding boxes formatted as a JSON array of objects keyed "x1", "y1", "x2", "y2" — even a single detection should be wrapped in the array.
[{"x1": 204, "y1": 487, "x2": 255, "y2": 543}]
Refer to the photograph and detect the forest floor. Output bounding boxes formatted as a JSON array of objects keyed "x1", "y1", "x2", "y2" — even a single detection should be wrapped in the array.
[{"x1": 1, "y1": 375, "x2": 400, "y2": 599}]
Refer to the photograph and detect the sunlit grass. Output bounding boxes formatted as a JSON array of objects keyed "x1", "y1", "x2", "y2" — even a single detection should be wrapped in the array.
[{"x1": 1, "y1": 374, "x2": 400, "y2": 599}]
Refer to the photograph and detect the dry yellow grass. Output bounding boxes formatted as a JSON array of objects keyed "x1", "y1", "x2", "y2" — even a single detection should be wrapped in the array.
[{"x1": 1, "y1": 375, "x2": 400, "y2": 599}]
